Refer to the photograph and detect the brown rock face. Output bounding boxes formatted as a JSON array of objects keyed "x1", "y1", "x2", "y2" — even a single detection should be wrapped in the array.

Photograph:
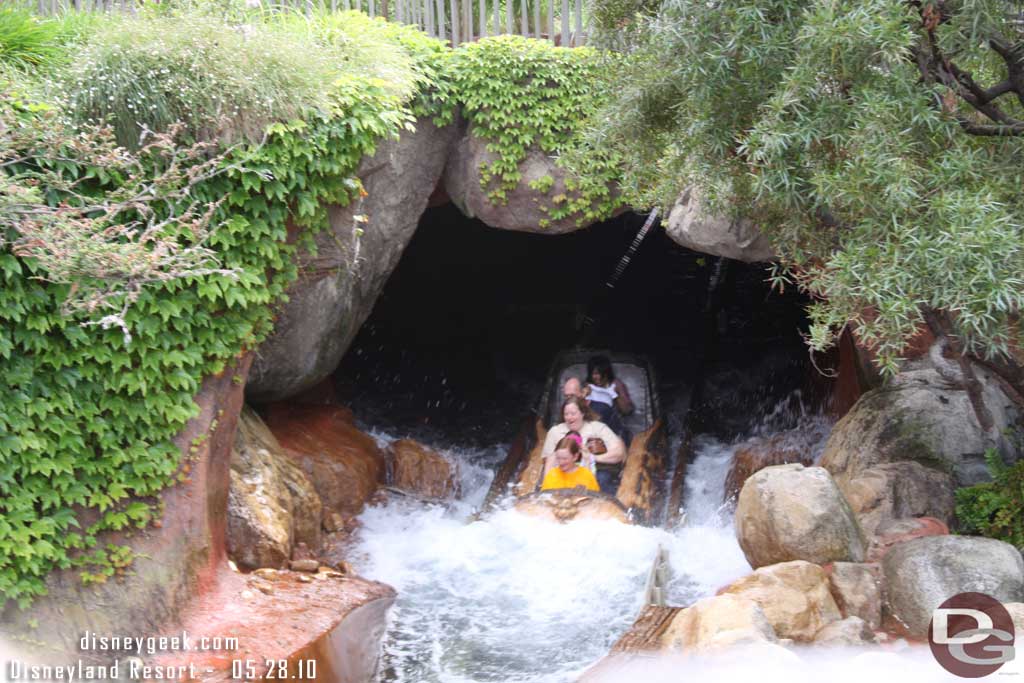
[
  {"x1": 724, "y1": 433, "x2": 814, "y2": 501},
  {"x1": 265, "y1": 404, "x2": 385, "y2": 516},
  {"x1": 813, "y1": 616, "x2": 877, "y2": 646},
  {"x1": 826, "y1": 562, "x2": 882, "y2": 629},
  {"x1": 840, "y1": 461, "x2": 955, "y2": 537},
  {"x1": 721, "y1": 561, "x2": 843, "y2": 642},
  {"x1": 388, "y1": 439, "x2": 458, "y2": 499},
  {"x1": 735, "y1": 464, "x2": 866, "y2": 569},
  {"x1": 1, "y1": 355, "x2": 252, "y2": 656},
  {"x1": 227, "y1": 406, "x2": 322, "y2": 570}
]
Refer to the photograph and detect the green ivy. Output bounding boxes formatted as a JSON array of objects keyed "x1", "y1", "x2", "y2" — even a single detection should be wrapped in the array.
[
  {"x1": 446, "y1": 35, "x2": 623, "y2": 226},
  {"x1": 955, "y1": 449, "x2": 1024, "y2": 552},
  {"x1": 0, "y1": 68, "x2": 408, "y2": 607}
]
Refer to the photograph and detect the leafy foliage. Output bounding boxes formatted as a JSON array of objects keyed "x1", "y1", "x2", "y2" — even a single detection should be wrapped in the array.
[
  {"x1": 584, "y1": 0, "x2": 1024, "y2": 373},
  {"x1": 0, "y1": 10, "x2": 412, "y2": 607},
  {"x1": 956, "y1": 449, "x2": 1024, "y2": 551},
  {"x1": 446, "y1": 35, "x2": 623, "y2": 225}
]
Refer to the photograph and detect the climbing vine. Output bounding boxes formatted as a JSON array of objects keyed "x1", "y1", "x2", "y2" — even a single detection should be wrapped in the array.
[
  {"x1": 0, "y1": 11, "x2": 413, "y2": 607},
  {"x1": 446, "y1": 35, "x2": 623, "y2": 226}
]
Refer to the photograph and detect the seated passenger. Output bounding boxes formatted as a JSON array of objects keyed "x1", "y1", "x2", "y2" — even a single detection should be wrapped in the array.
[
  {"x1": 541, "y1": 437, "x2": 599, "y2": 492},
  {"x1": 585, "y1": 356, "x2": 634, "y2": 443},
  {"x1": 542, "y1": 396, "x2": 625, "y2": 493}
]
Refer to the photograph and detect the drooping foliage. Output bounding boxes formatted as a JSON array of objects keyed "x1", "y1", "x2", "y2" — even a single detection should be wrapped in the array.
[
  {"x1": 956, "y1": 449, "x2": 1024, "y2": 551},
  {"x1": 584, "y1": 0, "x2": 1024, "y2": 375}
]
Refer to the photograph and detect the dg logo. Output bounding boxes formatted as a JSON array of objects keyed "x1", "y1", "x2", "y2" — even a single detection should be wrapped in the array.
[{"x1": 929, "y1": 592, "x2": 1016, "y2": 678}]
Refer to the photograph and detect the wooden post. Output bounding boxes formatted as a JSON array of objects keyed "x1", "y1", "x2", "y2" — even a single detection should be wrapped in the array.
[
  {"x1": 520, "y1": 0, "x2": 527, "y2": 36},
  {"x1": 479, "y1": 0, "x2": 484, "y2": 37},
  {"x1": 533, "y1": 0, "x2": 540, "y2": 38},
  {"x1": 369, "y1": 0, "x2": 374, "y2": 17},
  {"x1": 435, "y1": 0, "x2": 445, "y2": 40},
  {"x1": 547, "y1": 0, "x2": 554, "y2": 43},
  {"x1": 449, "y1": 0, "x2": 458, "y2": 44},
  {"x1": 573, "y1": 0, "x2": 581, "y2": 45},
  {"x1": 492, "y1": 0, "x2": 498, "y2": 35},
  {"x1": 505, "y1": 0, "x2": 511, "y2": 34},
  {"x1": 463, "y1": 0, "x2": 471, "y2": 42},
  {"x1": 560, "y1": 0, "x2": 568, "y2": 45}
]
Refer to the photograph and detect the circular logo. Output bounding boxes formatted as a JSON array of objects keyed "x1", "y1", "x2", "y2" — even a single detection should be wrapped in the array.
[{"x1": 928, "y1": 592, "x2": 1016, "y2": 678}]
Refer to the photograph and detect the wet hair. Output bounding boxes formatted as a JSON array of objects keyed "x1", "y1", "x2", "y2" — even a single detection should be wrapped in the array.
[
  {"x1": 587, "y1": 356, "x2": 615, "y2": 385},
  {"x1": 561, "y1": 395, "x2": 595, "y2": 422}
]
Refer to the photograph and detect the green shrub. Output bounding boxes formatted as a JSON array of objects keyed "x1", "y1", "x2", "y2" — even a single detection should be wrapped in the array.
[{"x1": 955, "y1": 449, "x2": 1024, "y2": 551}]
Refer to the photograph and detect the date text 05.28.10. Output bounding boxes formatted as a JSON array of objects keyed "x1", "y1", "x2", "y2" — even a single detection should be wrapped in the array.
[{"x1": 230, "y1": 659, "x2": 317, "y2": 680}]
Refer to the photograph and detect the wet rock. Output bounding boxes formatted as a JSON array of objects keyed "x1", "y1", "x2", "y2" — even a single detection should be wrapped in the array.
[
  {"x1": 840, "y1": 462, "x2": 954, "y2": 537},
  {"x1": 248, "y1": 117, "x2": 458, "y2": 401},
  {"x1": 265, "y1": 405, "x2": 385, "y2": 516},
  {"x1": 660, "y1": 594, "x2": 779, "y2": 653},
  {"x1": 388, "y1": 439, "x2": 459, "y2": 499},
  {"x1": 820, "y1": 363, "x2": 1020, "y2": 489},
  {"x1": 227, "y1": 406, "x2": 323, "y2": 570},
  {"x1": 289, "y1": 559, "x2": 320, "y2": 573},
  {"x1": 665, "y1": 188, "x2": 776, "y2": 262},
  {"x1": 866, "y1": 516, "x2": 949, "y2": 563},
  {"x1": 813, "y1": 616, "x2": 877, "y2": 646},
  {"x1": 443, "y1": 127, "x2": 620, "y2": 234},
  {"x1": 827, "y1": 562, "x2": 882, "y2": 629},
  {"x1": 323, "y1": 512, "x2": 347, "y2": 532},
  {"x1": 721, "y1": 561, "x2": 842, "y2": 642},
  {"x1": 724, "y1": 434, "x2": 814, "y2": 501},
  {"x1": 735, "y1": 464, "x2": 866, "y2": 568},
  {"x1": 1006, "y1": 603, "x2": 1024, "y2": 634},
  {"x1": 253, "y1": 568, "x2": 280, "y2": 582},
  {"x1": 882, "y1": 536, "x2": 1024, "y2": 637}
]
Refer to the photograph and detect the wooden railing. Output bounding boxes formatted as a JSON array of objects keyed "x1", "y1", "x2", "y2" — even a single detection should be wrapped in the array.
[{"x1": 29, "y1": 0, "x2": 588, "y2": 46}]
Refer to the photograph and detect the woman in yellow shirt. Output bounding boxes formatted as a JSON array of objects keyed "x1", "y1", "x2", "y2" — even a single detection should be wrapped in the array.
[{"x1": 541, "y1": 436, "x2": 599, "y2": 492}]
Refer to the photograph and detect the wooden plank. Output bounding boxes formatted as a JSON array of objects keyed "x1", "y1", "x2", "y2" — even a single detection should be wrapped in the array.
[
  {"x1": 573, "y1": 0, "x2": 582, "y2": 45},
  {"x1": 533, "y1": 0, "x2": 540, "y2": 39},
  {"x1": 463, "y1": 0, "x2": 471, "y2": 43},
  {"x1": 547, "y1": 0, "x2": 553, "y2": 43},
  {"x1": 492, "y1": 0, "x2": 498, "y2": 36},
  {"x1": 505, "y1": 0, "x2": 511, "y2": 34},
  {"x1": 520, "y1": 0, "x2": 527, "y2": 36},
  {"x1": 560, "y1": 0, "x2": 568, "y2": 45},
  {"x1": 368, "y1": 0, "x2": 374, "y2": 17},
  {"x1": 478, "y1": 0, "x2": 484, "y2": 37}
]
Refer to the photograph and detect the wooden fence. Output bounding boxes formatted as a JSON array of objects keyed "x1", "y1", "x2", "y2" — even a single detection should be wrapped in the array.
[{"x1": 29, "y1": 0, "x2": 588, "y2": 46}]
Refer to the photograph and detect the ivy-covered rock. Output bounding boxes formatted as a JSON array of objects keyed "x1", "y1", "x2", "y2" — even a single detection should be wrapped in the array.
[
  {"x1": 821, "y1": 364, "x2": 1021, "y2": 489},
  {"x1": 247, "y1": 117, "x2": 457, "y2": 401}
]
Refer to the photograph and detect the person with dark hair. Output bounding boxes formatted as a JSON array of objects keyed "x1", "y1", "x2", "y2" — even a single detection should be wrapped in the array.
[
  {"x1": 583, "y1": 356, "x2": 634, "y2": 444},
  {"x1": 540, "y1": 436, "x2": 599, "y2": 492},
  {"x1": 541, "y1": 396, "x2": 625, "y2": 493}
]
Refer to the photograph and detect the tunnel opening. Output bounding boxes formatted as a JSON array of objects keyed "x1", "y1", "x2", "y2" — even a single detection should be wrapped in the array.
[{"x1": 331, "y1": 204, "x2": 832, "y2": 447}]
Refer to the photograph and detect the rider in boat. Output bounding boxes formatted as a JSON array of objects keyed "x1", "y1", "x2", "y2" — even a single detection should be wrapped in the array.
[
  {"x1": 542, "y1": 396, "x2": 625, "y2": 493},
  {"x1": 541, "y1": 436, "x2": 599, "y2": 492},
  {"x1": 585, "y1": 355, "x2": 634, "y2": 444}
]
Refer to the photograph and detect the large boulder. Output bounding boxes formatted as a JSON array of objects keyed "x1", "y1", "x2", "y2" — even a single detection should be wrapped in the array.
[
  {"x1": 660, "y1": 594, "x2": 778, "y2": 653},
  {"x1": 248, "y1": 117, "x2": 458, "y2": 401},
  {"x1": 827, "y1": 562, "x2": 882, "y2": 629},
  {"x1": 813, "y1": 616, "x2": 877, "y2": 646},
  {"x1": 881, "y1": 535, "x2": 1024, "y2": 636},
  {"x1": 723, "y1": 432, "x2": 814, "y2": 501},
  {"x1": 665, "y1": 188, "x2": 776, "y2": 262},
  {"x1": 840, "y1": 461, "x2": 955, "y2": 537},
  {"x1": 264, "y1": 405, "x2": 385, "y2": 515},
  {"x1": 227, "y1": 406, "x2": 322, "y2": 569},
  {"x1": 821, "y1": 364, "x2": 1021, "y2": 489},
  {"x1": 443, "y1": 127, "x2": 619, "y2": 234},
  {"x1": 735, "y1": 464, "x2": 866, "y2": 569},
  {"x1": 387, "y1": 439, "x2": 458, "y2": 499},
  {"x1": 720, "y1": 561, "x2": 842, "y2": 642}
]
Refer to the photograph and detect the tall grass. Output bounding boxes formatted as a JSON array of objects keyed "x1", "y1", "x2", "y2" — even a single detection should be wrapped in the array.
[{"x1": 0, "y1": 7, "x2": 60, "y2": 72}]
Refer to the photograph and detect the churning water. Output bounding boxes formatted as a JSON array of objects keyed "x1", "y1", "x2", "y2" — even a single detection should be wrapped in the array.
[{"x1": 350, "y1": 404, "x2": 966, "y2": 683}]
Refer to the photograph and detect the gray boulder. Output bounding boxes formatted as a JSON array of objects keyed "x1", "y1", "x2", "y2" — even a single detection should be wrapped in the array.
[
  {"x1": 227, "y1": 406, "x2": 322, "y2": 569},
  {"x1": 735, "y1": 464, "x2": 866, "y2": 569},
  {"x1": 247, "y1": 117, "x2": 458, "y2": 401},
  {"x1": 665, "y1": 188, "x2": 776, "y2": 262},
  {"x1": 443, "y1": 124, "x2": 619, "y2": 234},
  {"x1": 821, "y1": 364, "x2": 1020, "y2": 489},
  {"x1": 882, "y1": 535, "x2": 1024, "y2": 636}
]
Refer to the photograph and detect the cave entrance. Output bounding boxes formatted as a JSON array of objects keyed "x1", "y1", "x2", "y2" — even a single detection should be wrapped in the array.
[{"x1": 332, "y1": 204, "x2": 828, "y2": 446}]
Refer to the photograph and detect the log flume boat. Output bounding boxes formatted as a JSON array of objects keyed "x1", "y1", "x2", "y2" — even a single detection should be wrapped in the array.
[{"x1": 481, "y1": 350, "x2": 672, "y2": 526}]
